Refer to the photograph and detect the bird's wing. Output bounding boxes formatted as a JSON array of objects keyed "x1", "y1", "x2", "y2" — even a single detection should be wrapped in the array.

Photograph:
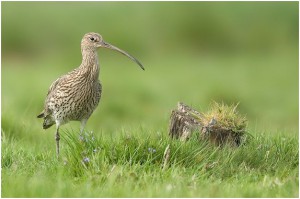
[
  {"x1": 40, "y1": 75, "x2": 65, "y2": 117},
  {"x1": 45, "y1": 68, "x2": 79, "y2": 101},
  {"x1": 39, "y1": 68, "x2": 78, "y2": 117},
  {"x1": 46, "y1": 76, "x2": 63, "y2": 97}
]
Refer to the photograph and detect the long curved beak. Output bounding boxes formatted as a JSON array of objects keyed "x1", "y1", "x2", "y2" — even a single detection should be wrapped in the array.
[{"x1": 100, "y1": 41, "x2": 145, "y2": 70}]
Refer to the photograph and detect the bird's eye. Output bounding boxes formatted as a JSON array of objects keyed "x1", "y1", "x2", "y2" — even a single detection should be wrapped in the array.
[{"x1": 90, "y1": 37, "x2": 95, "y2": 42}]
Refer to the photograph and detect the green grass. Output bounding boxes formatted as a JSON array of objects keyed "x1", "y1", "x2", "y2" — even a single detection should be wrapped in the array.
[
  {"x1": 2, "y1": 128, "x2": 298, "y2": 197},
  {"x1": 1, "y1": 1, "x2": 298, "y2": 197}
]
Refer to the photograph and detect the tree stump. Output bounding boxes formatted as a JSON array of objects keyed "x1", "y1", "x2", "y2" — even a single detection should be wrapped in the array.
[
  {"x1": 168, "y1": 102, "x2": 246, "y2": 146},
  {"x1": 168, "y1": 102, "x2": 203, "y2": 141}
]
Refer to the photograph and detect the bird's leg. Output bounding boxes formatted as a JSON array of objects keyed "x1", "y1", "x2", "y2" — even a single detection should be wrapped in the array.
[
  {"x1": 55, "y1": 125, "x2": 60, "y2": 157},
  {"x1": 79, "y1": 119, "x2": 87, "y2": 142},
  {"x1": 80, "y1": 119, "x2": 87, "y2": 134}
]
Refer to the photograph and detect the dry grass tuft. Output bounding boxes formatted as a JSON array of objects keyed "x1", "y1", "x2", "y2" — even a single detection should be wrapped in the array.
[
  {"x1": 194, "y1": 101, "x2": 248, "y2": 146},
  {"x1": 201, "y1": 101, "x2": 248, "y2": 135}
]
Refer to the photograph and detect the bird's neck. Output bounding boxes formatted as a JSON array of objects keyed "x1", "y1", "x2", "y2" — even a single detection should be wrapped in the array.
[{"x1": 80, "y1": 49, "x2": 100, "y2": 80}]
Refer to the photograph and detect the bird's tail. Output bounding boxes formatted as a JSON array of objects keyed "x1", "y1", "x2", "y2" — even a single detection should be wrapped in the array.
[
  {"x1": 37, "y1": 112, "x2": 55, "y2": 129},
  {"x1": 37, "y1": 112, "x2": 44, "y2": 118}
]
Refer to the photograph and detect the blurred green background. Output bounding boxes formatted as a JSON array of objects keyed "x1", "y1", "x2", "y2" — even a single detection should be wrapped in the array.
[{"x1": 2, "y1": 2, "x2": 298, "y2": 137}]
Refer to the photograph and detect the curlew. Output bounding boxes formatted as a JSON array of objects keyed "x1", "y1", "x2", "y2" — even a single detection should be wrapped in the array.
[{"x1": 37, "y1": 32, "x2": 144, "y2": 156}]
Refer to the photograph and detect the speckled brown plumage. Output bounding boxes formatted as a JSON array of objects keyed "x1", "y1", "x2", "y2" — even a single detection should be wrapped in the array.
[{"x1": 37, "y1": 32, "x2": 144, "y2": 156}]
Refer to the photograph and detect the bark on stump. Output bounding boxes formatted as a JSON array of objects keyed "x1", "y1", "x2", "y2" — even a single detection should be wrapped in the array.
[
  {"x1": 168, "y1": 102, "x2": 242, "y2": 146},
  {"x1": 168, "y1": 102, "x2": 203, "y2": 141}
]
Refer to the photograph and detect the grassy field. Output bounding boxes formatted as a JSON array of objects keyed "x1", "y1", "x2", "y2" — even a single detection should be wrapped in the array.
[{"x1": 2, "y1": 1, "x2": 299, "y2": 197}]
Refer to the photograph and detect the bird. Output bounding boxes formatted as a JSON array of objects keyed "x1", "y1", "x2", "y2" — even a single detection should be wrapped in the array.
[{"x1": 37, "y1": 32, "x2": 144, "y2": 156}]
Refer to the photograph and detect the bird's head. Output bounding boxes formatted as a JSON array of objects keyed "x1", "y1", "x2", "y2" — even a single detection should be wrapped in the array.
[
  {"x1": 81, "y1": 32, "x2": 103, "y2": 49},
  {"x1": 81, "y1": 32, "x2": 144, "y2": 70}
]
